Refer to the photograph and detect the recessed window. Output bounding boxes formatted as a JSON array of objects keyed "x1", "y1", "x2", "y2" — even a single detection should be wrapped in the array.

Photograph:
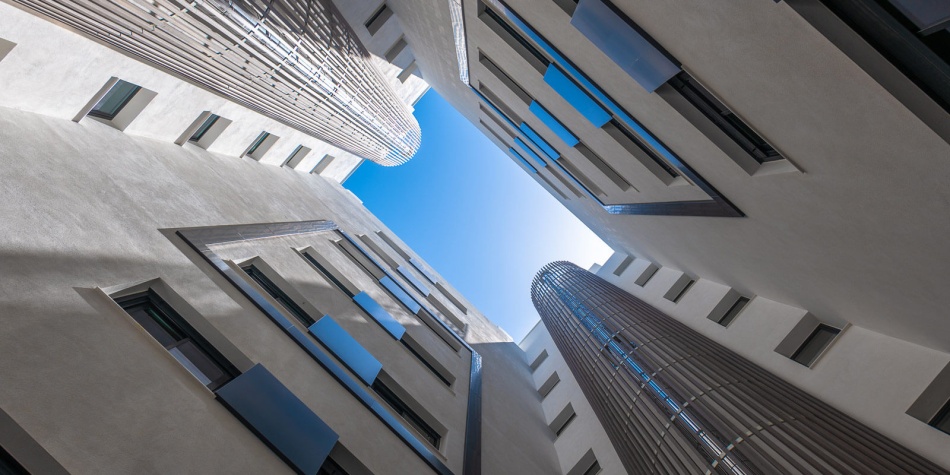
[
  {"x1": 401, "y1": 334, "x2": 454, "y2": 386},
  {"x1": 613, "y1": 256, "x2": 634, "y2": 276},
  {"x1": 284, "y1": 145, "x2": 312, "y2": 169},
  {"x1": 88, "y1": 79, "x2": 141, "y2": 120},
  {"x1": 539, "y1": 371, "x2": 561, "y2": 398},
  {"x1": 717, "y1": 297, "x2": 750, "y2": 327},
  {"x1": 116, "y1": 290, "x2": 238, "y2": 390},
  {"x1": 189, "y1": 114, "x2": 220, "y2": 143},
  {"x1": 372, "y1": 379, "x2": 441, "y2": 447},
  {"x1": 310, "y1": 154, "x2": 335, "y2": 175},
  {"x1": 583, "y1": 461, "x2": 601, "y2": 475},
  {"x1": 478, "y1": 2, "x2": 550, "y2": 73},
  {"x1": 668, "y1": 72, "x2": 781, "y2": 163},
  {"x1": 791, "y1": 324, "x2": 840, "y2": 367},
  {"x1": 529, "y1": 349, "x2": 549, "y2": 372},
  {"x1": 929, "y1": 400, "x2": 950, "y2": 435},
  {"x1": 364, "y1": 3, "x2": 393, "y2": 35},
  {"x1": 242, "y1": 265, "x2": 315, "y2": 327},
  {"x1": 243, "y1": 132, "x2": 279, "y2": 160},
  {"x1": 0, "y1": 444, "x2": 28, "y2": 475},
  {"x1": 385, "y1": 37, "x2": 408, "y2": 63},
  {"x1": 550, "y1": 403, "x2": 577, "y2": 437},
  {"x1": 670, "y1": 279, "x2": 695, "y2": 303},
  {"x1": 318, "y1": 457, "x2": 350, "y2": 475}
]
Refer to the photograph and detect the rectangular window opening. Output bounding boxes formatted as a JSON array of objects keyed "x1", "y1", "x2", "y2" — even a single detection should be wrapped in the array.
[
  {"x1": 529, "y1": 349, "x2": 549, "y2": 372},
  {"x1": 245, "y1": 132, "x2": 271, "y2": 158},
  {"x1": 365, "y1": 3, "x2": 393, "y2": 35},
  {"x1": 242, "y1": 265, "x2": 315, "y2": 326},
  {"x1": 478, "y1": 2, "x2": 550, "y2": 73},
  {"x1": 189, "y1": 114, "x2": 220, "y2": 142},
  {"x1": 0, "y1": 444, "x2": 28, "y2": 475},
  {"x1": 613, "y1": 256, "x2": 634, "y2": 276},
  {"x1": 791, "y1": 324, "x2": 840, "y2": 367},
  {"x1": 717, "y1": 296, "x2": 750, "y2": 327},
  {"x1": 88, "y1": 80, "x2": 141, "y2": 120},
  {"x1": 668, "y1": 72, "x2": 781, "y2": 163},
  {"x1": 671, "y1": 279, "x2": 695, "y2": 303},
  {"x1": 539, "y1": 371, "x2": 561, "y2": 399},
  {"x1": 372, "y1": 379, "x2": 441, "y2": 448},
  {"x1": 401, "y1": 335, "x2": 453, "y2": 386},
  {"x1": 116, "y1": 290, "x2": 238, "y2": 390}
]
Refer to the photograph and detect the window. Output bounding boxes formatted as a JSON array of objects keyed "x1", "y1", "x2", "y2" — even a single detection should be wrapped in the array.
[
  {"x1": 318, "y1": 458, "x2": 350, "y2": 475},
  {"x1": 613, "y1": 256, "x2": 634, "y2": 276},
  {"x1": 87, "y1": 80, "x2": 141, "y2": 120},
  {"x1": 242, "y1": 265, "x2": 315, "y2": 327},
  {"x1": 670, "y1": 279, "x2": 695, "y2": 303},
  {"x1": 553, "y1": 0, "x2": 578, "y2": 16},
  {"x1": 301, "y1": 252, "x2": 355, "y2": 298},
  {"x1": 284, "y1": 145, "x2": 312, "y2": 168},
  {"x1": 117, "y1": 291, "x2": 237, "y2": 390},
  {"x1": 245, "y1": 132, "x2": 272, "y2": 158},
  {"x1": 529, "y1": 349, "x2": 549, "y2": 372},
  {"x1": 539, "y1": 371, "x2": 561, "y2": 398},
  {"x1": 930, "y1": 400, "x2": 950, "y2": 435},
  {"x1": 310, "y1": 154, "x2": 335, "y2": 175},
  {"x1": 385, "y1": 37, "x2": 407, "y2": 63},
  {"x1": 0, "y1": 444, "x2": 28, "y2": 475},
  {"x1": 667, "y1": 72, "x2": 781, "y2": 163},
  {"x1": 401, "y1": 335, "x2": 453, "y2": 386},
  {"x1": 371, "y1": 380, "x2": 441, "y2": 447},
  {"x1": 364, "y1": 3, "x2": 393, "y2": 35},
  {"x1": 635, "y1": 264, "x2": 658, "y2": 287},
  {"x1": 189, "y1": 114, "x2": 220, "y2": 143},
  {"x1": 550, "y1": 403, "x2": 577, "y2": 437},
  {"x1": 791, "y1": 324, "x2": 840, "y2": 366},
  {"x1": 479, "y1": 2, "x2": 550, "y2": 73},
  {"x1": 717, "y1": 297, "x2": 750, "y2": 327}
]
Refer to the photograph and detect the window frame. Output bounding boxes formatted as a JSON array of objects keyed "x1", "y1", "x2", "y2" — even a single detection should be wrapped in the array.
[
  {"x1": 791, "y1": 324, "x2": 841, "y2": 367},
  {"x1": 87, "y1": 80, "x2": 141, "y2": 121},
  {"x1": 116, "y1": 290, "x2": 239, "y2": 391}
]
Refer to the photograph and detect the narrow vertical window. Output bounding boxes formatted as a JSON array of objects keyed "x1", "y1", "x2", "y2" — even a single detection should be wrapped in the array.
[
  {"x1": 246, "y1": 132, "x2": 271, "y2": 157},
  {"x1": 365, "y1": 4, "x2": 393, "y2": 35},
  {"x1": 117, "y1": 291, "x2": 238, "y2": 390}
]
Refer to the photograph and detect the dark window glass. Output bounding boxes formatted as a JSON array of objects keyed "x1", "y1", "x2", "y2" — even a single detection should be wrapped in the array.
[
  {"x1": 606, "y1": 119, "x2": 680, "y2": 177},
  {"x1": 243, "y1": 266, "x2": 315, "y2": 326},
  {"x1": 88, "y1": 80, "x2": 141, "y2": 120},
  {"x1": 668, "y1": 72, "x2": 780, "y2": 163},
  {"x1": 117, "y1": 290, "x2": 237, "y2": 390},
  {"x1": 0, "y1": 444, "x2": 29, "y2": 475},
  {"x1": 791, "y1": 324, "x2": 840, "y2": 366},
  {"x1": 318, "y1": 457, "x2": 350, "y2": 475},
  {"x1": 246, "y1": 132, "x2": 270, "y2": 156},
  {"x1": 930, "y1": 400, "x2": 950, "y2": 435},
  {"x1": 302, "y1": 253, "x2": 354, "y2": 297},
  {"x1": 718, "y1": 297, "x2": 750, "y2": 327},
  {"x1": 583, "y1": 460, "x2": 602, "y2": 475},
  {"x1": 371, "y1": 380, "x2": 441, "y2": 447},
  {"x1": 401, "y1": 340, "x2": 451, "y2": 386},
  {"x1": 189, "y1": 114, "x2": 220, "y2": 142}
]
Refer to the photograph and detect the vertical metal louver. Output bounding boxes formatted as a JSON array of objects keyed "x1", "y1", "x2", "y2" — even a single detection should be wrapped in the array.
[
  {"x1": 15, "y1": 0, "x2": 421, "y2": 165},
  {"x1": 531, "y1": 261, "x2": 947, "y2": 475}
]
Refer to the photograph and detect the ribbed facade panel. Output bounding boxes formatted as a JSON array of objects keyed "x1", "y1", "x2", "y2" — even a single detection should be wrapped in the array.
[
  {"x1": 12, "y1": 0, "x2": 421, "y2": 165},
  {"x1": 531, "y1": 261, "x2": 947, "y2": 475}
]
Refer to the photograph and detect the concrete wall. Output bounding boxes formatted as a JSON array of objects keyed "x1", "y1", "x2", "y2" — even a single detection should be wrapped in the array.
[
  {"x1": 594, "y1": 251, "x2": 950, "y2": 470},
  {"x1": 520, "y1": 322, "x2": 625, "y2": 475},
  {"x1": 0, "y1": 8, "x2": 559, "y2": 474}
]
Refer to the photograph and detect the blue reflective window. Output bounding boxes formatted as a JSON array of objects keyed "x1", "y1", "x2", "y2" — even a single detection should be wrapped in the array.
[
  {"x1": 518, "y1": 124, "x2": 560, "y2": 160},
  {"x1": 380, "y1": 275, "x2": 422, "y2": 314},
  {"x1": 397, "y1": 266, "x2": 430, "y2": 297},
  {"x1": 508, "y1": 148, "x2": 538, "y2": 173},
  {"x1": 309, "y1": 316, "x2": 382, "y2": 385},
  {"x1": 543, "y1": 65, "x2": 611, "y2": 127},
  {"x1": 529, "y1": 101, "x2": 579, "y2": 147},
  {"x1": 570, "y1": 0, "x2": 680, "y2": 92},
  {"x1": 514, "y1": 137, "x2": 548, "y2": 167},
  {"x1": 352, "y1": 291, "x2": 406, "y2": 339}
]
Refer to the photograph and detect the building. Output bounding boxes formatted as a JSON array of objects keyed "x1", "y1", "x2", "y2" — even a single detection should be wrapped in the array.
[
  {"x1": 0, "y1": 2, "x2": 565, "y2": 474},
  {"x1": 379, "y1": 0, "x2": 950, "y2": 472},
  {"x1": 528, "y1": 261, "x2": 945, "y2": 474}
]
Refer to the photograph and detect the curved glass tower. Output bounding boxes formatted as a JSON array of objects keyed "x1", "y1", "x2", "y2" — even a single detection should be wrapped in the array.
[
  {"x1": 12, "y1": 0, "x2": 421, "y2": 165},
  {"x1": 531, "y1": 261, "x2": 946, "y2": 475}
]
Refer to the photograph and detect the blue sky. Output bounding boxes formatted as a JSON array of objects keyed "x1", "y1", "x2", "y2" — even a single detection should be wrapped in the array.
[{"x1": 345, "y1": 91, "x2": 612, "y2": 342}]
